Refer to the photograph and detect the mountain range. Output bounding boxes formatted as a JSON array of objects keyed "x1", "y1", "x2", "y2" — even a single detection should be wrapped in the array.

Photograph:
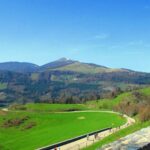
[
  {"x1": 0, "y1": 58, "x2": 127, "y2": 73},
  {"x1": 0, "y1": 58, "x2": 150, "y2": 106}
]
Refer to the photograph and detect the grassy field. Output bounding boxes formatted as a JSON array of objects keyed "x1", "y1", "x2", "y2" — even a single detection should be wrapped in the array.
[
  {"x1": 86, "y1": 92, "x2": 131, "y2": 110},
  {"x1": 30, "y1": 73, "x2": 39, "y2": 81},
  {"x1": 0, "y1": 82, "x2": 7, "y2": 90},
  {"x1": 1, "y1": 88, "x2": 150, "y2": 150},
  {"x1": 25, "y1": 103, "x2": 88, "y2": 112},
  {"x1": 0, "y1": 104, "x2": 125, "y2": 150}
]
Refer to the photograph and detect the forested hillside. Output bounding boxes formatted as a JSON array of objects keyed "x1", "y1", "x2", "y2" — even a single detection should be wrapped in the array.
[{"x1": 0, "y1": 59, "x2": 150, "y2": 106}]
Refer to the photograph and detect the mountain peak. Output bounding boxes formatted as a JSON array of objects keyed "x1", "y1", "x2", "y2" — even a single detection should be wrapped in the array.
[
  {"x1": 40, "y1": 58, "x2": 76, "y2": 71},
  {"x1": 57, "y1": 57, "x2": 69, "y2": 62}
]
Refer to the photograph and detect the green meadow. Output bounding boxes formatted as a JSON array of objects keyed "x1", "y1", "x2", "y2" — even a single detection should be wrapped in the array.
[
  {"x1": 0, "y1": 82, "x2": 7, "y2": 90},
  {"x1": 86, "y1": 92, "x2": 131, "y2": 110},
  {"x1": 1, "y1": 88, "x2": 150, "y2": 150},
  {"x1": 25, "y1": 103, "x2": 88, "y2": 112},
  {"x1": 0, "y1": 104, "x2": 125, "y2": 150}
]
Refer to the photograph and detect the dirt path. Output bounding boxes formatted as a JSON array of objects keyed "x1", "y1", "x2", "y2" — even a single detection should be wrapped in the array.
[
  {"x1": 37, "y1": 111, "x2": 135, "y2": 150},
  {"x1": 1, "y1": 108, "x2": 8, "y2": 112}
]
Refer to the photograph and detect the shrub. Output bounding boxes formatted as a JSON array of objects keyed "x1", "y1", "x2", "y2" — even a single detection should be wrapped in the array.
[
  {"x1": 23, "y1": 122, "x2": 36, "y2": 130},
  {"x1": 114, "y1": 101, "x2": 138, "y2": 117},
  {"x1": 139, "y1": 106, "x2": 150, "y2": 122},
  {"x1": 0, "y1": 110, "x2": 7, "y2": 115},
  {"x1": 9, "y1": 104, "x2": 27, "y2": 110},
  {"x1": 2, "y1": 116, "x2": 29, "y2": 128}
]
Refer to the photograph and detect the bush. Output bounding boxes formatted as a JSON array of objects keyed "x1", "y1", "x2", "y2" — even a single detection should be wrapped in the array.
[
  {"x1": 23, "y1": 122, "x2": 36, "y2": 130},
  {"x1": 139, "y1": 106, "x2": 150, "y2": 122},
  {"x1": 9, "y1": 104, "x2": 27, "y2": 110},
  {"x1": 114, "y1": 101, "x2": 138, "y2": 117},
  {"x1": 2, "y1": 116, "x2": 29, "y2": 128}
]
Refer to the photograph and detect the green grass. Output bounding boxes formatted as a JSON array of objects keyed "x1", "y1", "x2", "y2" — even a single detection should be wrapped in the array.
[
  {"x1": 30, "y1": 73, "x2": 39, "y2": 80},
  {"x1": 86, "y1": 87, "x2": 150, "y2": 110},
  {"x1": 25, "y1": 103, "x2": 88, "y2": 112},
  {"x1": 83, "y1": 120, "x2": 150, "y2": 150},
  {"x1": 0, "y1": 82, "x2": 7, "y2": 90},
  {"x1": 83, "y1": 87, "x2": 150, "y2": 150},
  {"x1": 0, "y1": 110, "x2": 125, "y2": 150},
  {"x1": 1, "y1": 87, "x2": 150, "y2": 150},
  {"x1": 52, "y1": 62, "x2": 121, "y2": 74},
  {"x1": 139, "y1": 87, "x2": 150, "y2": 96},
  {"x1": 86, "y1": 92, "x2": 131, "y2": 110}
]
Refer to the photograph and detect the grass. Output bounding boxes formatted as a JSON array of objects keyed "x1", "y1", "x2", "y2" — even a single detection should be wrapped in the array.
[
  {"x1": 53, "y1": 62, "x2": 121, "y2": 74},
  {"x1": 0, "y1": 82, "x2": 7, "y2": 90},
  {"x1": 86, "y1": 87, "x2": 150, "y2": 110},
  {"x1": 30, "y1": 73, "x2": 39, "y2": 80},
  {"x1": 0, "y1": 109, "x2": 125, "y2": 150},
  {"x1": 1, "y1": 87, "x2": 150, "y2": 150},
  {"x1": 139, "y1": 87, "x2": 150, "y2": 96},
  {"x1": 25, "y1": 103, "x2": 88, "y2": 112},
  {"x1": 83, "y1": 87, "x2": 150, "y2": 150},
  {"x1": 83, "y1": 120, "x2": 150, "y2": 150},
  {"x1": 86, "y1": 92, "x2": 131, "y2": 110}
]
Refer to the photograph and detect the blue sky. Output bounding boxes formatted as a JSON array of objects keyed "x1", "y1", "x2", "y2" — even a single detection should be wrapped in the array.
[{"x1": 0, "y1": 0, "x2": 150, "y2": 72}]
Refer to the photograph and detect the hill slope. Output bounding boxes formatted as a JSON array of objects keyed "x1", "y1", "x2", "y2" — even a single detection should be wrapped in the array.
[
  {"x1": 86, "y1": 87, "x2": 150, "y2": 121},
  {"x1": 84, "y1": 87, "x2": 150, "y2": 150},
  {"x1": 52, "y1": 62, "x2": 123, "y2": 74},
  {"x1": 0, "y1": 62, "x2": 39, "y2": 73},
  {"x1": 0, "y1": 59, "x2": 150, "y2": 106},
  {"x1": 39, "y1": 58, "x2": 124, "y2": 74}
]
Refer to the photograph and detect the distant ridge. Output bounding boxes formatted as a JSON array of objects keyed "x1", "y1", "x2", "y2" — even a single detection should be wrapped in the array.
[
  {"x1": 0, "y1": 58, "x2": 142, "y2": 74},
  {"x1": 0, "y1": 62, "x2": 39, "y2": 73}
]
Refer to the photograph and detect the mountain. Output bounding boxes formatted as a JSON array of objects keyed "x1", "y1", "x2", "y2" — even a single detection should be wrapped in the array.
[
  {"x1": 0, "y1": 62, "x2": 39, "y2": 73},
  {"x1": 39, "y1": 58, "x2": 124, "y2": 74},
  {"x1": 39, "y1": 58, "x2": 76, "y2": 71},
  {"x1": 0, "y1": 58, "x2": 128, "y2": 74}
]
